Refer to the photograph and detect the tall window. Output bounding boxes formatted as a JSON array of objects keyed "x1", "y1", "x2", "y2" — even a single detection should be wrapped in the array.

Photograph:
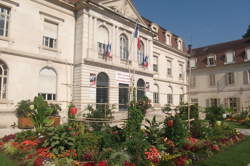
[
  {"x1": 207, "y1": 55, "x2": 216, "y2": 66},
  {"x1": 137, "y1": 79, "x2": 145, "y2": 101},
  {"x1": 153, "y1": 84, "x2": 159, "y2": 104},
  {"x1": 225, "y1": 51, "x2": 235, "y2": 64},
  {"x1": 0, "y1": 6, "x2": 10, "y2": 37},
  {"x1": 119, "y1": 83, "x2": 129, "y2": 111},
  {"x1": 166, "y1": 34, "x2": 171, "y2": 45},
  {"x1": 120, "y1": 34, "x2": 128, "y2": 61},
  {"x1": 97, "y1": 26, "x2": 109, "y2": 56},
  {"x1": 38, "y1": 68, "x2": 57, "y2": 101},
  {"x1": 178, "y1": 40, "x2": 182, "y2": 50},
  {"x1": 179, "y1": 64, "x2": 184, "y2": 80},
  {"x1": 167, "y1": 94, "x2": 173, "y2": 105},
  {"x1": 96, "y1": 72, "x2": 109, "y2": 104},
  {"x1": 225, "y1": 98, "x2": 239, "y2": 112},
  {"x1": 209, "y1": 74, "x2": 215, "y2": 86},
  {"x1": 167, "y1": 60, "x2": 172, "y2": 76},
  {"x1": 153, "y1": 56, "x2": 158, "y2": 72},
  {"x1": 43, "y1": 20, "x2": 58, "y2": 49},
  {"x1": 226, "y1": 72, "x2": 234, "y2": 85},
  {"x1": 137, "y1": 42, "x2": 144, "y2": 65},
  {"x1": 0, "y1": 60, "x2": 8, "y2": 100}
]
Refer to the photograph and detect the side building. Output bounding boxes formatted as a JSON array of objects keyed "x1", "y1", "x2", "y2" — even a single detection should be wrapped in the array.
[{"x1": 190, "y1": 38, "x2": 250, "y2": 111}]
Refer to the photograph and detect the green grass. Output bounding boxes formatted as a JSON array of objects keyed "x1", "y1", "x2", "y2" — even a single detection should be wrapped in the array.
[
  {"x1": 0, "y1": 153, "x2": 17, "y2": 166},
  {"x1": 196, "y1": 136, "x2": 250, "y2": 166}
]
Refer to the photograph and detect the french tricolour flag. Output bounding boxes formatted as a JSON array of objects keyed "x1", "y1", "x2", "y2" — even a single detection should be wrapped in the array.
[
  {"x1": 134, "y1": 24, "x2": 141, "y2": 49},
  {"x1": 106, "y1": 43, "x2": 112, "y2": 57}
]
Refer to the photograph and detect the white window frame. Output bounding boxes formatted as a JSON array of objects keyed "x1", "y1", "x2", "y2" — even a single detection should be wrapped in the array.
[
  {"x1": 167, "y1": 60, "x2": 172, "y2": 76},
  {"x1": 207, "y1": 55, "x2": 216, "y2": 66},
  {"x1": 0, "y1": 5, "x2": 10, "y2": 37},
  {"x1": 224, "y1": 51, "x2": 235, "y2": 64},
  {"x1": 42, "y1": 20, "x2": 58, "y2": 49},
  {"x1": 120, "y1": 34, "x2": 128, "y2": 61},
  {"x1": 0, "y1": 61, "x2": 8, "y2": 100},
  {"x1": 245, "y1": 48, "x2": 250, "y2": 61},
  {"x1": 179, "y1": 63, "x2": 184, "y2": 80},
  {"x1": 167, "y1": 94, "x2": 173, "y2": 105},
  {"x1": 153, "y1": 56, "x2": 158, "y2": 72}
]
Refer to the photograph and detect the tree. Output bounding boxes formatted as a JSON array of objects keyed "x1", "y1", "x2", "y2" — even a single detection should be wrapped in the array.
[{"x1": 243, "y1": 25, "x2": 250, "y2": 38}]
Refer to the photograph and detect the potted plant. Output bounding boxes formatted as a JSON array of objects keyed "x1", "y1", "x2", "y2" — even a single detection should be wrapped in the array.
[
  {"x1": 49, "y1": 103, "x2": 62, "y2": 126},
  {"x1": 16, "y1": 100, "x2": 34, "y2": 129}
]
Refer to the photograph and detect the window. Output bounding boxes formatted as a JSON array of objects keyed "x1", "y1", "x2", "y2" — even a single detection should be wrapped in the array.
[
  {"x1": 225, "y1": 98, "x2": 239, "y2": 112},
  {"x1": 167, "y1": 94, "x2": 173, "y2": 104},
  {"x1": 0, "y1": 60, "x2": 8, "y2": 100},
  {"x1": 190, "y1": 76, "x2": 196, "y2": 88},
  {"x1": 207, "y1": 55, "x2": 216, "y2": 66},
  {"x1": 96, "y1": 72, "x2": 109, "y2": 104},
  {"x1": 178, "y1": 40, "x2": 182, "y2": 50},
  {"x1": 166, "y1": 34, "x2": 171, "y2": 45},
  {"x1": 179, "y1": 64, "x2": 184, "y2": 80},
  {"x1": 206, "y1": 98, "x2": 220, "y2": 107},
  {"x1": 153, "y1": 84, "x2": 159, "y2": 104},
  {"x1": 38, "y1": 68, "x2": 57, "y2": 101},
  {"x1": 226, "y1": 72, "x2": 234, "y2": 85},
  {"x1": 209, "y1": 74, "x2": 215, "y2": 86},
  {"x1": 119, "y1": 83, "x2": 129, "y2": 111},
  {"x1": 97, "y1": 26, "x2": 109, "y2": 56},
  {"x1": 179, "y1": 94, "x2": 184, "y2": 104},
  {"x1": 120, "y1": 34, "x2": 128, "y2": 61},
  {"x1": 0, "y1": 6, "x2": 10, "y2": 37},
  {"x1": 138, "y1": 42, "x2": 144, "y2": 65},
  {"x1": 245, "y1": 48, "x2": 250, "y2": 61},
  {"x1": 43, "y1": 20, "x2": 58, "y2": 49},
  {"x1": 137, "y1": 79, "x2": 145, "y2": 101},
  {"x1": 167, "y1": 60, "x2": 172, "y2": 76},
  {"x1": 153, "y1": 56, "x2": 158, "y2": 72},
  {"x1": 225, "y1": 51, "x2": 235, "y2": 64},
  {"x1": 244, "y1": 70, "x2": 250, "y2": 84},
  {"x1": 191, "y1": 98, "x2": 198, "y2": 105},
  {"x1": 190, "y1": 58, "x2": 197, "y2": 68}
]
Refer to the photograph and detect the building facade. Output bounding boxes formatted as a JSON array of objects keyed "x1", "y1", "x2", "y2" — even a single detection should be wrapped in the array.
[
  {"x1": 190, "y1": 38, "x2": 250, "y2": 111},
  {"x1": 0, "y1": 0, "x2": 188, "y2": 129}
]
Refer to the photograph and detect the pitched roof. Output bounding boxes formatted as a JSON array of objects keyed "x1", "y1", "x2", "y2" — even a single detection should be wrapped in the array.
[{"x1": 192, "y1": 37, "x2": 250, "y2": 57}]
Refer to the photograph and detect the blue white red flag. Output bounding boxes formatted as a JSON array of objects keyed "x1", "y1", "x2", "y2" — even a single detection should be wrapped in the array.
[
  {"x1": 134, "y1": 24, "x2": 141, "y2": 49},
  {"x1": 143, "y1": 56, "x2": 148, "y2": 67},
  {"x1": 106, "y1": 43, "x2": 112, "y2": 57}
]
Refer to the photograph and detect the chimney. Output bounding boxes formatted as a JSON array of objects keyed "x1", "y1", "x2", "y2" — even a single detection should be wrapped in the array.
[{"x1": 188, "y1": 44, "x2": 192, "y2": 54}]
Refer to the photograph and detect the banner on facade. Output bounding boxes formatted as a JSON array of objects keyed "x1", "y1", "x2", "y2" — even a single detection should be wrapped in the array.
[
  {"x1": 116, "y1": 72, "x2": 130, "y2": 84},
  {"x1": 90, "y1": 73, "x2": 96, "y2": 85}
]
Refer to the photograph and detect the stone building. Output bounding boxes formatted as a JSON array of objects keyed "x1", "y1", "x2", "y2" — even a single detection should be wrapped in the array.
[
  {"x1": 190, "y1": 38, "x2": 250, "y2": 111},
  {"x1": 0, "y1": 0, "x2": 188, "y2": 129}
]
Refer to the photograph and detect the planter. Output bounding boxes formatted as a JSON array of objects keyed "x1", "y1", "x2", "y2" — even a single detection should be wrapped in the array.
[
  {"x1": 96, "y1": 161, "x2": 108, "y2": 166},
  {"x1": 167, "y1": 120, "x2": 174, "y2": 127},
  {"x1": 49, "y1": 116, "x2": 61, "y2": 126},
  {"x1": 18, "y1": 117, "x2": 34, "y2": 129}
]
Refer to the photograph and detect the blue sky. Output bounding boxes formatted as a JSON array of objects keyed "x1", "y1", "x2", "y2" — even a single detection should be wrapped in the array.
[{"x1": 133, "y1": 0, "x2": 250, "y2": 48}]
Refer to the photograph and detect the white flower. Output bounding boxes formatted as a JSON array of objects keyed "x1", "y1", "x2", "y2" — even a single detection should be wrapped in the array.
[{"x1": 29, "y1": 105, "x2": 34, "y2": 110}]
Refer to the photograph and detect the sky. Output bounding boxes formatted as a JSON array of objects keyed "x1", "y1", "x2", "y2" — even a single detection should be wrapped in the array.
[{"x1": 133, "y1": 0, "x2": 250, "y2": 48}]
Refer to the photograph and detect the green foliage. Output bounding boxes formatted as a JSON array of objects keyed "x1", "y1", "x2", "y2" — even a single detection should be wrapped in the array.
[
  {"x1": 243, "y1": 24, "x2": 250, "y2": 38},
  {"x1": 53, "y1": 158, "x2": 75, "y2": 166},
  {"x1": 163, "y1": 116, "x2": 188, "y2": 145},
  {"x1": 178, "y1": 104, "x2": 199, "y2": 120},
  {"x1": 136, "y1": 96, "x2": 152, "y2": 115},
  {"x1": 42, "y1": 125, "x2": 76, "y2": 155},
  {"x1": 205, "y1": 106, "x2": 225, "y2": 126},
  {"x1": 86, "y1": 104, "x2": 113, "y2": 131},
  {"x1": 108, "y1": 150, "x2": 131, "y2": 166},
  {"x1": 242, "y1": 119, "x2": 250, "y2": 128},
  {"x1": 49, "y1": 103, "x2": 61, "y2": 116},
  {"x1": 15, "y1": 130, "x2": 38, "y2": 142},
  {"x1": 2, "y1": 142, "x2": 18, "y2": 156},
  {"x1": 190, "y1": 120, "x2": 211, "y2": 139},
  {"x1": 16, "y1": 100, "x2": 32, "y2": 117},
  {"x1": 162, "y1": 104, "x2": 172, "y2": 114},
  {"x1": 126, "y1": 105, "x2": 144, "y2": 134},
  {"x1": 144, "y1": 116, "x2": 165, "y2": 151}
]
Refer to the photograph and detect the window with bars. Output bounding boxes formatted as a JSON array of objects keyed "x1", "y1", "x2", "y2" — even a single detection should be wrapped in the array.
[
  {"x1": 0, "y1": 60, "x2": 8, "y2": 100},
  {"x1": 43, "y1": 20, "x2": 58, "y2": 49},
  {"x1": 120, "y1": 35, "x2": 128, "y2": 61},
  {"x1": 167, "y1": 94, "x2": 173, "y2": 104},
  {"x1": 0, "y1": 6, "x2": 10, "y2": 37},
  {"x1": 153, "y1": 56, "x2": 158, "y2": 72}
]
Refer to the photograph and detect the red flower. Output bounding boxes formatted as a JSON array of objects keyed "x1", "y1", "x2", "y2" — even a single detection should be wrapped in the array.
[
  {"x1": 34, "y1": 157, "x2": 44, "y2": 166},
  {"x1": 175, "y1": 157, "x2": 189, "y2": 166},
  {"x1": 70, "y1": 107, "x2": 78, "y2": 115},
  {"x1": 97, "y1": 160, "x2": 107, "y2": 166},
  {"x1": 144, "y1": 147, "x2": 160, "y2": 163},
  {"x1": 124, "y1": 161, "x2": 136, "y2": 166},
  {"x1": 22, "y1": 140, "x2": 38, "y2": 146},
  {"x1": 166, "y1": 120, "x2": 174, "y2": 127}
]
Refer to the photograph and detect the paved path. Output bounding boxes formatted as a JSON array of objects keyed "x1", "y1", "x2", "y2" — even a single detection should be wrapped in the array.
[{"x1": 237, "y1": 128, "x2": 250, "y2": 136}]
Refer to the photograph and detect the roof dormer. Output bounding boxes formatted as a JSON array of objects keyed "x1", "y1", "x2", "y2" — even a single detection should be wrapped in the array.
[
  {"x1": 177, "y1": 37, "x2": 183, "y2": 51},
  {"x1": 165, "y1": 31, "x2": 172, "y2": 46}
]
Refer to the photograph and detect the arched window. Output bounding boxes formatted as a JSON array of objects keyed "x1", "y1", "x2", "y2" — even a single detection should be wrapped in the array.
[
  {"x1": 137, "y1": 79, "x2": 145, "y2": 101},
  {"x1": 153, "y1": 84, "x2": 159, "y2": 104},
  {"x1": 38, "y1": 68, "x2": 57, "y2": 101},
  {"x1": 137, "y1": 41, "x2": 144, "y2": 65},
  {"x1": 96, "y1": 72, "x2": 109, "y2": 105},
  {"x1": 0, "y1": 60, "x2": 8, "y2": 100},
  {"x1": 120, "y1": 34, "x2": 128, "y2": 61},
  {"x1": 97, "y1": 26, "x2": 109, "y2": 55}
]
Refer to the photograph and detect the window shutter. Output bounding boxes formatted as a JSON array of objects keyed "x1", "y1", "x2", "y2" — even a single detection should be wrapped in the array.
[
  {"x1": 44, "y1": 21, "x2": 58, "y2": 39},
  {"x1": 224, "y1": 98, "x2": 228, "y2": 108},
  {"x1": 39, "y1": 68, "x2": 57, "y2": 94},
  {"x1": 243, "y1": 71, "x2": 248, "y2": 84},
  {"x1": 206, "y1": 99, "x2": 210, "y2": 107}
]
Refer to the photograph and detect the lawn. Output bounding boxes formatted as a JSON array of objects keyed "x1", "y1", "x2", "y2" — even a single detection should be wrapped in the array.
[
  {"x1": 0, "y1": 153, "x2": 17, "y2": 166},
  {"x1": 224, "y1": 121, "x2": 249, "y2": 129},
  {"x1": 196, "y1": 136, "x2": 250, "y2": 166}
]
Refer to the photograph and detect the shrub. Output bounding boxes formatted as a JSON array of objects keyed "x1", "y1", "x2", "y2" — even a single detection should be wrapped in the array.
[
  {"x1": 205, "y1": 106, "x2": 225, "y2": 126},
  {"x1": 178, "y1": 104, "x2": 199, "y2": 120},
  {"x1": 16, "y1": 100, "x2": 32, "y2": 118}
]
